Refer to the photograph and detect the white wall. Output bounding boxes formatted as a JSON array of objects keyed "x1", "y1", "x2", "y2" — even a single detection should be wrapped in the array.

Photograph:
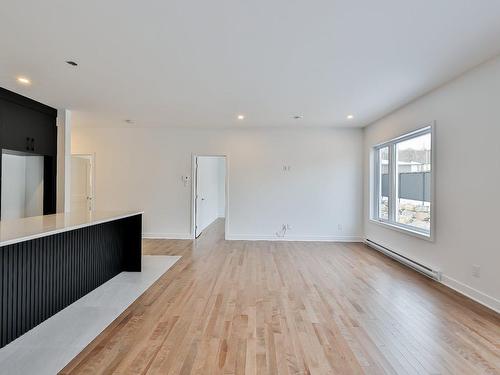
[
  {"x1": 72, "y1": 127, "x2": 363, "y2": 241},
  {"x1": 1, "y1": 153, "x2": 44, "y2": 219},
  {"x1": 217, "y1": 158, "x2": 226, "y2": 218},
  {"x1": 363, "y1": 55, "x2": 500, "y2": 312},
  {"x1": 56, "y1": 109, "x2": 72, "y2": 213},
  {"x1": 196, "y1": 156, "x2": 224, "y2": 232}
]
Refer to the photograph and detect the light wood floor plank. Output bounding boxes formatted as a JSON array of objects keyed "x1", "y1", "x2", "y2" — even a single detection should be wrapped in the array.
[{"x1": 60, "y1": 219, "x2": 500, "y2": 375}]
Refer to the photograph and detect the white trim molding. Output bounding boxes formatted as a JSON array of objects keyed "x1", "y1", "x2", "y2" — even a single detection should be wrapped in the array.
[
  {"x1": 143, "y1": 233, "x2": 193, "y2": 240},
  {"x1": 143, "y1": 233, "x2": 364, "y2": 242},
  {"x1": 225, "y1": 234, "x2": 363, "y2": 242},
  {"x1": 56, "y1": 109, "x2": 72, "y2": 213},
  {"x1": 441, "y1": 275, "x2": 500, "y2": 314}
]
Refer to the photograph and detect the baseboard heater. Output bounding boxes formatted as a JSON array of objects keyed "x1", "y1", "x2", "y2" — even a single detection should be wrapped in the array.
[{"x1": 365, "y1": 239, "x2": 441, "y2": 281}]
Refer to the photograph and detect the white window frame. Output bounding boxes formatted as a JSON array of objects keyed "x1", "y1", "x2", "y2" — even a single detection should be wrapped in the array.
[{"x1": 370, "y1": 124, "x2": 435, "y2": 241}]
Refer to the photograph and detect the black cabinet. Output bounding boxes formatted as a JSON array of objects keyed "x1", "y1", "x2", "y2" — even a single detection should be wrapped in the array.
[
  {"x1": 0, "y1": 99, "x2": 57, "y2": 156},
  {"x1": 0, "y1": 87, "x2": 58, "y2": 217}
]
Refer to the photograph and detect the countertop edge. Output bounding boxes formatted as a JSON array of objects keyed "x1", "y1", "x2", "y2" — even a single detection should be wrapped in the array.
[{"x1": 0, "y1": 211, "x2": 144, "y2": 247}]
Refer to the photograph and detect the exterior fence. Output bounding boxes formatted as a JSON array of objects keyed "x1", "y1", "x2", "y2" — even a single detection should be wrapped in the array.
[{"x1": 382, "y1": 172, "x2": 431, "y2": 202}]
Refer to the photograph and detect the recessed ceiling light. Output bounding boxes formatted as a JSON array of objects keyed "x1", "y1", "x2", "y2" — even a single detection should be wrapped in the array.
[
  {"x1": 237, "y1": 114, "x2": 245, "y2": 120},
  {"x1": 66, "y1": 61, "x2": 78, "y2": 67},
  {"x1": 17, "y1": 76, "x2": 31, "y2": 85},
  {"x1": 347, "y1": 114, "x2": 354, "y2": 119}
]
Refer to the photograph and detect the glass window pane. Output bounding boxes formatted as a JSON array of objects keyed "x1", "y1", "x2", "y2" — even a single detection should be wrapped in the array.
[
  {"x1": 395, "y1": 133, "x2": 431, "y2": 231},
  {"x1": 378, "y1": 146, "x2": 389, "y2": 220}
]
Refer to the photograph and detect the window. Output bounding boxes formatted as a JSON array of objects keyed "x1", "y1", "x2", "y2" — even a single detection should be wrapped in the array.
[
  {"x1": 377, "y1": 146, "x2": 389, "y2": 220},
  {"x1": 372, "y1": 126, "x2": 433, "y2": 237}
]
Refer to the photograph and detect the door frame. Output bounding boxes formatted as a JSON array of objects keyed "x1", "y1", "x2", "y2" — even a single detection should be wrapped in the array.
[
  {"x1": 71, "y1": 153, "x2": 96, "y2": 212},
  {"x1": 191, "y1": 154, "x2": 229, "y2": 239}
]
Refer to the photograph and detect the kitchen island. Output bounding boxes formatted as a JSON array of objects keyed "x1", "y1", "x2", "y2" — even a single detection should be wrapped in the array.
[{"x1": 0, "y1": 210, "x2": 142, "y2": 348}]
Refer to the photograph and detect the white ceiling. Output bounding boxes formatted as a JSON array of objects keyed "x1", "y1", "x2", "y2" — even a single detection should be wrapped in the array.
[{"x1": 1, "y1": 0, "x2": 500, "y2": 128}]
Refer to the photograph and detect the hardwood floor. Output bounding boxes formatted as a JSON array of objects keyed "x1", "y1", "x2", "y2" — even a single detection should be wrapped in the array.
[{"x1": 60, "y1": 219, "x2": 500, "y2": 374}]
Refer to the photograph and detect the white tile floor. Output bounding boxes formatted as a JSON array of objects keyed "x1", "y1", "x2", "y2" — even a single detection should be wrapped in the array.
[{"x1": 0, "y1": 255, "x2": 180, "y2": 375}]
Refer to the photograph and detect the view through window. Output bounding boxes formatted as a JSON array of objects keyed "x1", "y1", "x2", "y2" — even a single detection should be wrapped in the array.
[{"x1": 373, "y1": 127, "x2": 432, "y2": 236}]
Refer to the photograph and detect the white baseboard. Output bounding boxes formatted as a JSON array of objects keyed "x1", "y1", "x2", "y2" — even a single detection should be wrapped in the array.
[
  {"x1": 143, "y1": 233, "x2": 192, "y2": 240},
  {"x1": 225, "y1": 234, "x2": 363, "y2": 242},
  {"x1": 441, "y1": 275, "x2": 500, "y2": 314},
  {"x1": 143, "y1": 233, "x2": 363, "y2": 242}
]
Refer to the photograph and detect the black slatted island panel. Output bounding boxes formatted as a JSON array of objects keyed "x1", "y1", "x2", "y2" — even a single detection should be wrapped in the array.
[{"x1": 0, "y1": 213, "x2": 142, "y2": 348}]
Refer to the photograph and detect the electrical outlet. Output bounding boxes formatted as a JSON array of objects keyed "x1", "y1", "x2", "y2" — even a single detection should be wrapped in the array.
[
  {"x1": 337, "y1": 224, "x2": 343, "y2": 232},
  {"x1": 276, "y1": 224, "x2": 288, "y2": 238},
  {"x1": 472, "y1": 265, "x2": 481, "y2": 278}
]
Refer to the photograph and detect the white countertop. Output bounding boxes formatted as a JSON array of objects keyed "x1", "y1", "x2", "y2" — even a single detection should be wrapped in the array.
[{"x1": 0, "y1": 211, "x2": 143, "y2": 247}]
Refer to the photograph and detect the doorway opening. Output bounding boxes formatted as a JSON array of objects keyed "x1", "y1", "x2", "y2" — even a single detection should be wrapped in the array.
[
  {"x1": 192, "y1": 155, "x2": 227, "y2": 239},
  {"x1": 71, "y1": 154, "x2": 95, "y2": 212}
]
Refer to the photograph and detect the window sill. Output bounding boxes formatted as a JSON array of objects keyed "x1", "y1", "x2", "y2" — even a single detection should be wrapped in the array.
[{"x1": 369, "y1": 219, "x2": 434, "y2": 242}]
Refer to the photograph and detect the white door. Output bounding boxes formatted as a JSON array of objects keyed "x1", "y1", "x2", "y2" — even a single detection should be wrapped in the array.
[
  {"x1": 71, "y1": 155, "x2": 93, "y2": 212},
  {"x1": 194, "y1": 156, "x2": 226, "y2": 238},
  {"x1": 195, "y1": 157, "x2": 203, "y2": 238}
]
